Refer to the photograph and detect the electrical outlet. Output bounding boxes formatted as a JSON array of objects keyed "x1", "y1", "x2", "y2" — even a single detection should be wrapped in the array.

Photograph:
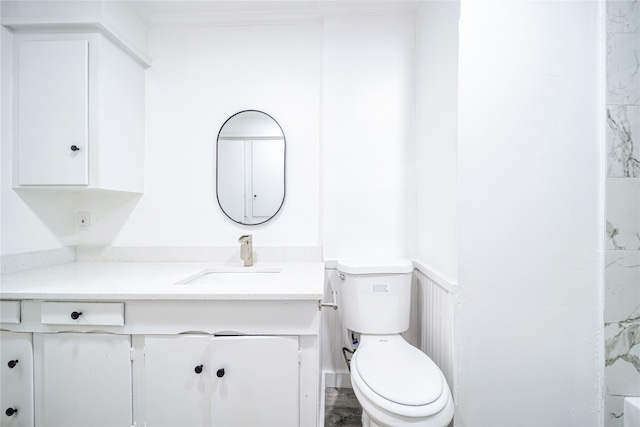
[{"x1": 78, "y1": 212, "x2": 90, "y2": 231}]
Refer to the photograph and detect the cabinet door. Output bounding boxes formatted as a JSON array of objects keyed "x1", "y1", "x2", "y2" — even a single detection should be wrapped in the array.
[
  {"x1": 211, "y1": 336, "x2": 299, "y2": 427},
  {"x1": 34, "y1": 333, "x2": 132, "y2": 427},
  {"x1": 143, "y1": 335, "x2": 212, "y2": 427},
  {"x1": 17, "y1": 39, "x2": 89, "y2": 185},
  {"x1": 0, "y1": 332, "x2": 34, "y2": 427}
]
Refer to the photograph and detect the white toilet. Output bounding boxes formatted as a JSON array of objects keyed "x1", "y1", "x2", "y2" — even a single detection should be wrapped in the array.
[{"x1": 337, "y1": 259, "x2": 454, "y2": 427}]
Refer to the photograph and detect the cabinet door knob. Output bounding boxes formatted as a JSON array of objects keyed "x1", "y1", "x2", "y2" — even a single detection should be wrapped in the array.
[
  {"x1": 216, "y1": 368, "x2": 225, "y2": 378},
  {"x1": 7, "y1": 360, "x2": 18, "y2": 369},
  {"x1": 70, "y1": 145, "x2": 80, "y2": 152},
  {"x1": 70, "y1": 311, "x2": 83, "y2": 320},
  {"x1": 194, "y1": 365, "x2": 203, "y2": 374},
  {"x1": 5, "y1": 407, "x2": 17, "y2": 416}
]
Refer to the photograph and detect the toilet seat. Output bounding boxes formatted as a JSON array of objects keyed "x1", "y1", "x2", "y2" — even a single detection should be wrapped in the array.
[
  {"x1": 351, "y1": 340, "x2": 450, "y2": 418},
  {"x1": 356, "y1": 341, "x2": 443, "y2": 406}
]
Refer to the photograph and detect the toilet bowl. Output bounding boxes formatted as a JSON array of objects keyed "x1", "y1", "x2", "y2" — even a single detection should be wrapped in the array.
[
  {"x1": 337, "y1": 260, "x2": 454, "y2": 427},
  {"x1": 350, "y1": 337, "x2": 454, "y2": 427}
]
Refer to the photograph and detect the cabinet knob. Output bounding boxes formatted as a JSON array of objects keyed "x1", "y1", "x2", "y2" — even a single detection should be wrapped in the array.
[
  {"x1": 7, "y1": 360, "x2": 18, "y2": 369},
  {"x1": 5, "y1": 407, "x2": 17, "y2": 416},
  {"x1": 216, "y1": 368, "x2": 225, "y2": 378},
  {"x1": 70, "y1": 311, "x2": 83, "y2": 320},
  {"x1": 194, "y1": 365, "x2": 203, "y2": 374},
  {"x1": 70, "y1": 145, "x2": 80, "y2": 152}
]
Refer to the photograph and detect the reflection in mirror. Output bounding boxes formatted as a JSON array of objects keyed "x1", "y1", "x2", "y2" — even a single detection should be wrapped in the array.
[{"x1": 216, "y1": 110, "x2": 285, "y2": 225}]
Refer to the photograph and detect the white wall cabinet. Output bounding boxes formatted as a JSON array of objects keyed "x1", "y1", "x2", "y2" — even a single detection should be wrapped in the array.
[
  {"x1": 33, "y1": 333, "x2": 132, "y2": 427},
  {"x1": 16, "y1": 39, "x2": 89, "y2": 186},
  {"x1": 0, "y1": 331, "x2": 34, "y2": 427},
  {"x1": 12, "y1": 32, "x2": 146, "y2": 192},
  {"x1": 144, "y1": 335, "x2": 299, "y2": 427}
]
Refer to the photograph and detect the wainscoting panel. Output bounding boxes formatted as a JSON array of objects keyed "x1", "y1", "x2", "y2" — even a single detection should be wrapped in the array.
[{"x1": 414, "y1": 264, "x2": 457, "y2": 396}]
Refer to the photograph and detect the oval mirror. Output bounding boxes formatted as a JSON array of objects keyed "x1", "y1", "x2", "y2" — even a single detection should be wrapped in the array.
[{"x1": 216, "y1": 110, "x2": 286, "y2": 225}]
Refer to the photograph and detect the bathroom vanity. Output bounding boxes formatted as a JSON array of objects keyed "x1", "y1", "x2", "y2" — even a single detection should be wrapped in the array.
[{"x1": 0, "y1": 262, "x2": 324, "y2": 427}]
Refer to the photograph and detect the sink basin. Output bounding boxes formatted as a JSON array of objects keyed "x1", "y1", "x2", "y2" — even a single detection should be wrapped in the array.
[{"x1": 177, "y1": 268, "x2": 281, "y2": 285}]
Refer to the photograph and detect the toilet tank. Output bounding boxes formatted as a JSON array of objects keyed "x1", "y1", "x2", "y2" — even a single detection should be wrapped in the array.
[{"x1": 336, "y1": 259, "x2": 413, "y2": 334}]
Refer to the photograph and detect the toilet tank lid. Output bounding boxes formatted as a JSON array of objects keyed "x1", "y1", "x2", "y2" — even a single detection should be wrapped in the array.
[{"x1": 337, "y1": 259, "x2": 413, "y2": 275}]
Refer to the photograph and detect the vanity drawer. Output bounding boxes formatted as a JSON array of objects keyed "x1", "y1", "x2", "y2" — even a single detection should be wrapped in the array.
[
  {"x1": 41, "y1": 302, "x2": 124, "y2": 326},
  {"x1": 0, "y1": 300, "x2": 21, "y2": 323}
]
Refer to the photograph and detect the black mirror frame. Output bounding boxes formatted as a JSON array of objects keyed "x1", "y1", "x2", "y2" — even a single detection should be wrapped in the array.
[{"x1": 215, "y1": 109, "x2": 286, "y2": 226}]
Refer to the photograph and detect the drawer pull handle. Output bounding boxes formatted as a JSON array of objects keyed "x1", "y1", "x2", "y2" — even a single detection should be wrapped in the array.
[
  {"x1": 217, "y1": 368, "x2": 225, "y2": 378},
  {"x1": 7, "y1": 360, "x2": 18, "y2": 368},
  {"x1": 70, "y1": 311, "x2": 83, "y2": 320},
  {"x1": 5, "y1": 407, "x2": 17, "y2": 416},
  {"x1": 194, "y1": 365, "x2": 203, "y2": 374},
  {"x1": 70, "y1": 145, "x2": 80, "y2": 152}
]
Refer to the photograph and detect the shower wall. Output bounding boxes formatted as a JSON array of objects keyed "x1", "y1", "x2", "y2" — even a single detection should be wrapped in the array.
[{"x1": 605, "y1": 1, "x2": 640, "y2": 425}]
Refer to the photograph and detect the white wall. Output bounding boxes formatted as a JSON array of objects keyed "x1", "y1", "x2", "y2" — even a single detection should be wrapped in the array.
[
  {"x1": 76, "y1": 21, "x2": 322, "y2": 248},
  {"x1": 1, "y1": 15, "x2": 4, "y2": 256},
  {"x1": 415, "y1": 1, "x2": 459, "y2": 283},
  {"x1": 77, "y1": 11, "x2": 417, "y2": 256},
  {"x1": 322, "y1": 13, "x2": 416, "y2": 260},
  {"x1": 2, "y1": 7, "x2": 418, "y2": 261},
  {"x1": 454, "y1": 1, "x2": 604, "y2": 425}
]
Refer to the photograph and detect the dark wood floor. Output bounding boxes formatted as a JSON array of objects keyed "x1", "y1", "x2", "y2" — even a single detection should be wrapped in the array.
[{"x1": 324, "y1": 387, "x2": 362, "y2": 427}]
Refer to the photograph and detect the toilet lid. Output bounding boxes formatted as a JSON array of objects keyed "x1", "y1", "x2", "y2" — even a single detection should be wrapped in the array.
[{"x1": 355, "y1": 342, "x2": 443, "y2": 406}]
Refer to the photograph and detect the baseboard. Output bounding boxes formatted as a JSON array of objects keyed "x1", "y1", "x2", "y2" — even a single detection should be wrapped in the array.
[{"x1": 323, "y1": 370, "x2": 352, "y2": 389}]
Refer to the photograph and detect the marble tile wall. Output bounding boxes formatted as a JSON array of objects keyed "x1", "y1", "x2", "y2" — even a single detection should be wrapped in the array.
[{"x1": 605, "y1": 2, "x2": 640, "y2": 426}]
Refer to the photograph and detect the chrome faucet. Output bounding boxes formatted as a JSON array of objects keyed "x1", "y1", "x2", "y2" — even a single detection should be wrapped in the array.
[{"x1": 238, "y1": 235, "x2": 253, "y2": 266}]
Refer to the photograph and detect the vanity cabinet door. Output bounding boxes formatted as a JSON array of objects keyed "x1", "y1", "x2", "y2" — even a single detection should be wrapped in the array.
[
  {"x1": 0, "y1": 331, "x2": 34, "y2": 427},
  {"x1": 211, "y1": 336, "x2": 299, "y2": 427},
  {"x1": 142, "y1": 335, "x2": 299, "y2": 427},
  {"x1": 143, "y1": 335, "x2": 212, "y2": 427},
  {"x1": 33, "y1": 333, "x2": 132, "y2": 427}
]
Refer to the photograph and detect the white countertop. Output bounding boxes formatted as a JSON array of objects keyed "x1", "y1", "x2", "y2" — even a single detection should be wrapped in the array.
[{"x1": 0, "y1": 261, "x2": 325, "y2": 301}]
